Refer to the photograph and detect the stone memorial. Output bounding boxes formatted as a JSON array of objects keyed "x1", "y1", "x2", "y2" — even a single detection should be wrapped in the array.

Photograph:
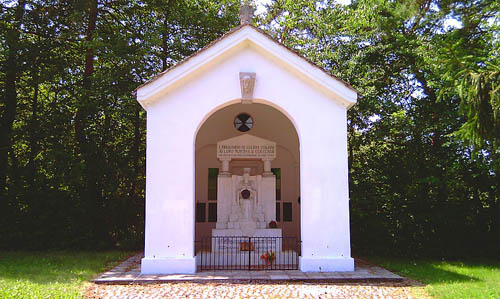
[
  {"x1": 213, "y1": 134, "x2": 280, "y2": 237},
  {"x1": 209, "y1": 134, "x2": 284, "y2": 265}
]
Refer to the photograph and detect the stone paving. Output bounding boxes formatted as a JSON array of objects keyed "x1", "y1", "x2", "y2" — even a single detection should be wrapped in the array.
[
  {"x1": 86, "y1": 279, "x2": 426, "y2": 298},
  {"x1": 94, "y1": 253, "x2": 404, "y2": 284},
  {"x1": 86, "y1": 253, "x2": 429, "y2": 298}
]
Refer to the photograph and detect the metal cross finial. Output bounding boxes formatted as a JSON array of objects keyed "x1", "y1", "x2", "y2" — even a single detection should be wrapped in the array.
[{"x1": 239, "y1": 2, "x2": 254, "y2": 25}]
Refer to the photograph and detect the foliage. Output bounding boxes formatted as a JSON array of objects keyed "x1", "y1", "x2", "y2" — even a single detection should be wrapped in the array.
[
  {"x1": 0, "y1": 251, "x2": 131, "y2": 298},
  {"x1": 367, "y1": 256, "x2": 500, "y2": 298},
  {"x1": 435, "y1": 0, "x2": 500, "y2": 152},
  {"x1": 0, "y1": 0, "x2": 498, "y2": 258},
  {"x1": 257, "y1": 0, "x2": 499, "y2": 257},
  {"x1": 0, "y1": 0, "x2": 240, "y2": 250}
]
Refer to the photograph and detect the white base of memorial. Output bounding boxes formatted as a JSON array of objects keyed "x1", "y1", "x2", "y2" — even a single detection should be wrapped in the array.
[
  {"x1": 196, "y1": 228, "x2": 289, "y2": 267},
  {"x1": 212, "y1": 228, "x2": 283, "y2": 252},
  {"x1": 196, "y1": 251, "x2": 298, "y2": 267},
  {"x1": 212, "y1": 228, "x2": 282, "y2": 238},
  {"x1": 141, "y1": 257, "x2": 197, "y2": 274},
  {"x1": 299, "y1": 257, "x2": 354, "y2": 272}
]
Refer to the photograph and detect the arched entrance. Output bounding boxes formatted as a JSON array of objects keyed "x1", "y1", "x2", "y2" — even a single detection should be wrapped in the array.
[{"x1": 194, "y1": 102, "x2": 300, "y2": 269}]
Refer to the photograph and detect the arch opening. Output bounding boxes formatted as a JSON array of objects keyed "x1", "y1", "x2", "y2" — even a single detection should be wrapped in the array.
[{"x1": 194, "y1": 101, "x2": 301, "y2": 252}]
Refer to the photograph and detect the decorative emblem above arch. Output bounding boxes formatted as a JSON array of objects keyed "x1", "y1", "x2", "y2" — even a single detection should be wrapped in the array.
[{"x1": 239, "y1": 72, "x2": 256, "y2": 103}]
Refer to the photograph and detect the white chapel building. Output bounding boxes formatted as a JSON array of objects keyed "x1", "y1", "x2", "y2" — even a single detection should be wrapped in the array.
[{"x1": 135, "y1": 7, "x2": 357, "y2": 274}]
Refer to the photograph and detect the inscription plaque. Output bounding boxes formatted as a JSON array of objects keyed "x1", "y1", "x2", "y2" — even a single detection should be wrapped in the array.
[{"x1": 217, "y1": 134, "x2": 276, "y2": 160}]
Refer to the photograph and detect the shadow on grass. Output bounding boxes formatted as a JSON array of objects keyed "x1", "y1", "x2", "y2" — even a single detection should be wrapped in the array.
[{"x1": 363, "y1": 257, "x2": 484, "y2": 284}]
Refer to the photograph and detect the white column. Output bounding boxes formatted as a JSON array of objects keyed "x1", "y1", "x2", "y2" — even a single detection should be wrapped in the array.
[
  {"x1": 141, "y1": 110, "x2": 196, "y2": 274},
  {"x1": 299, "y1": 109, "x2": 354, "y2": 272},
  {"x1": 220, "y1": 158, "x2": 231, "y2": 176},
  {"x1": 263, "y1": 158, "x2": 272, "y2": 177},
  {"x1": 260, "y1": 175, "x2": 276, "y2": 223},
  {"x1": 216, "y1": 174, "x2": 232, "y2": 228}
]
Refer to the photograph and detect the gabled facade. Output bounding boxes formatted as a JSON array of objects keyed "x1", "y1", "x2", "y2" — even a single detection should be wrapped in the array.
[{"x1": 136, "y1": 24, "x2": 357, "y2": 274}]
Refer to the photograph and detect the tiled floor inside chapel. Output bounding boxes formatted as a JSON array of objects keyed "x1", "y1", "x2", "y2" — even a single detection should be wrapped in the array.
[{"x1": 94, "y1": 253, "x2": 403, "y2": 284}]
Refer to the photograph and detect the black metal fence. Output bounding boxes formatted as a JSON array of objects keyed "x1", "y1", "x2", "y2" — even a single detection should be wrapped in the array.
[{"x1": 196, "y1": 236, "x2": 299, "y2": 271}]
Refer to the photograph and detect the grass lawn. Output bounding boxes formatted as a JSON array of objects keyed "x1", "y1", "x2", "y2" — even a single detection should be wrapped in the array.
[
  {"x1": 368, "y1": 256, "x2": 500, "y2": 298},
  {"x1": 0, "y1": 251, "x2": 132, "y2": 299}
]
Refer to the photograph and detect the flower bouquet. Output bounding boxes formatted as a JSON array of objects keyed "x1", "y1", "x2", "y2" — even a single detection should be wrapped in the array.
[{"x1": 260, "y1": 250, "x2": 276, "y2": 266}]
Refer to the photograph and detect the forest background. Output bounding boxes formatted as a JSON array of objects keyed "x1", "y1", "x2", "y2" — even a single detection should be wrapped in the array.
[{"x1": 1, "y1": 0, "x2": 498, "y2": 258}]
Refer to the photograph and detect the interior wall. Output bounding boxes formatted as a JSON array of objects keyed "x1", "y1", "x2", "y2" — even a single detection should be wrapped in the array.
[{"x1": 195, "y1": 103, "x2": 300, "y2": 241}]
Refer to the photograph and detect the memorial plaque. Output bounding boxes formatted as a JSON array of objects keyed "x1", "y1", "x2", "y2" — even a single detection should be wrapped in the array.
[{"x1": 217, "y1": 134, "x2": 276, "y2": 160}]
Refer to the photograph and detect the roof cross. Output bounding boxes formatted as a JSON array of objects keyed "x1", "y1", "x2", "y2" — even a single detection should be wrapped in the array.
[{"x1": 239, "y1": 2, "x2": 254, "y2": 25}]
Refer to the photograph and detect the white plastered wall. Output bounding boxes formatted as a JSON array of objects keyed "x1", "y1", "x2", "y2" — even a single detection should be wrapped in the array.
[{"x1": 140, "y1": 41, "x2": 353, "y2": 274}]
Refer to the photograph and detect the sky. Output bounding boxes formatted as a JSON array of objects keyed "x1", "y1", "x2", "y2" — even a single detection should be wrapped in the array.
[
  {"x1": 254, "y1": 0, "x2": 463, "y2": 29},
  {"x1": 254, "y1": 0, "x2": 352, "y2": 15}
]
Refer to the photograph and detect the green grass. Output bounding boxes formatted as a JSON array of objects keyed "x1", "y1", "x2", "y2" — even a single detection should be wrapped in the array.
[
  {"x1": 367, "y1": 256, "x2": 500, "y2": 298},
  {"x1": 2, "y1": 251, "x2": 498, "y2": 298},
  {"x1": 0, "y1": 251, "x2": 132, "y2": 299}
]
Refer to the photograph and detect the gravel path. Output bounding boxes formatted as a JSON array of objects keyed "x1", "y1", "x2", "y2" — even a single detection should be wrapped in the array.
[{"x1": 85, "y1": 278, "x2": 427, "y2": 298}]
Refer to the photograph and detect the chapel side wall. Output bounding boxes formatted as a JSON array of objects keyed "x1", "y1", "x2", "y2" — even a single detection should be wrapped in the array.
[
  {"x1": 142, "y1": 102, "x2": 196, "y2": 274},
  {"x1": 298, "y1": 102, "x2": 352, "y2": 271}
]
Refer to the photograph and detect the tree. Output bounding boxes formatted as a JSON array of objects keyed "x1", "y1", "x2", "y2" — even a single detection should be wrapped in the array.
[
  {"x1": 0, "y1": 0, "x2": 497, "y2": 256},
  {"x1": 257, "y1": 0, "x2": 499, "y2": 257},
  {"x1": 0, "y1": 0, "x2": 240, "y2": 249},
  {"x1": 435, "y1": 0, "x2": 500, "y2": 154}
]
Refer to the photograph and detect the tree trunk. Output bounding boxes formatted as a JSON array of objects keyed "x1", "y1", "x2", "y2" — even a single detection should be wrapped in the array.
[
  {"x1": 29, "y1": 79, "x2": 39, "y2": 187},
  {"x1": 348, "y1": 120, "x2": 355, "y2": 171},
  {"x1": 74, "y1": 0, "x2": 98, "y2": 151},
  {"x1": 74, "y1": 0, "x2": 103, "y2": 243},
  {"x1": 84, "y1": 0, "x2": 98, "y2": 89},
  {"x1": 161, "y1": 0, "x2": 173, "y2": 71},
  {"x1": 130, "y1": 106, "x2": 141, "y2": 197},
  {"x1": 0, "y1": 1, "x2": 25, "y2": 194}
]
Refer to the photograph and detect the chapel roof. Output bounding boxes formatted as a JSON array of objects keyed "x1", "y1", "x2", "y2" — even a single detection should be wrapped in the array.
[{"x1": 135, "y1": 24, "x2": 357, "y2": 95}]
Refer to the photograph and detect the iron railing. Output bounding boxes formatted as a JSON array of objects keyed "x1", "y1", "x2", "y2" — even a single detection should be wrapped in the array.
[{"x1": 197, "y1": 236, "x2": 299, "y2": 271}]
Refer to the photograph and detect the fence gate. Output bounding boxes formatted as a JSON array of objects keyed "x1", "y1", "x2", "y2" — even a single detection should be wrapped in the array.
[{"x1": 196, "y1": 236, "x2": 299, "y2": 271}]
